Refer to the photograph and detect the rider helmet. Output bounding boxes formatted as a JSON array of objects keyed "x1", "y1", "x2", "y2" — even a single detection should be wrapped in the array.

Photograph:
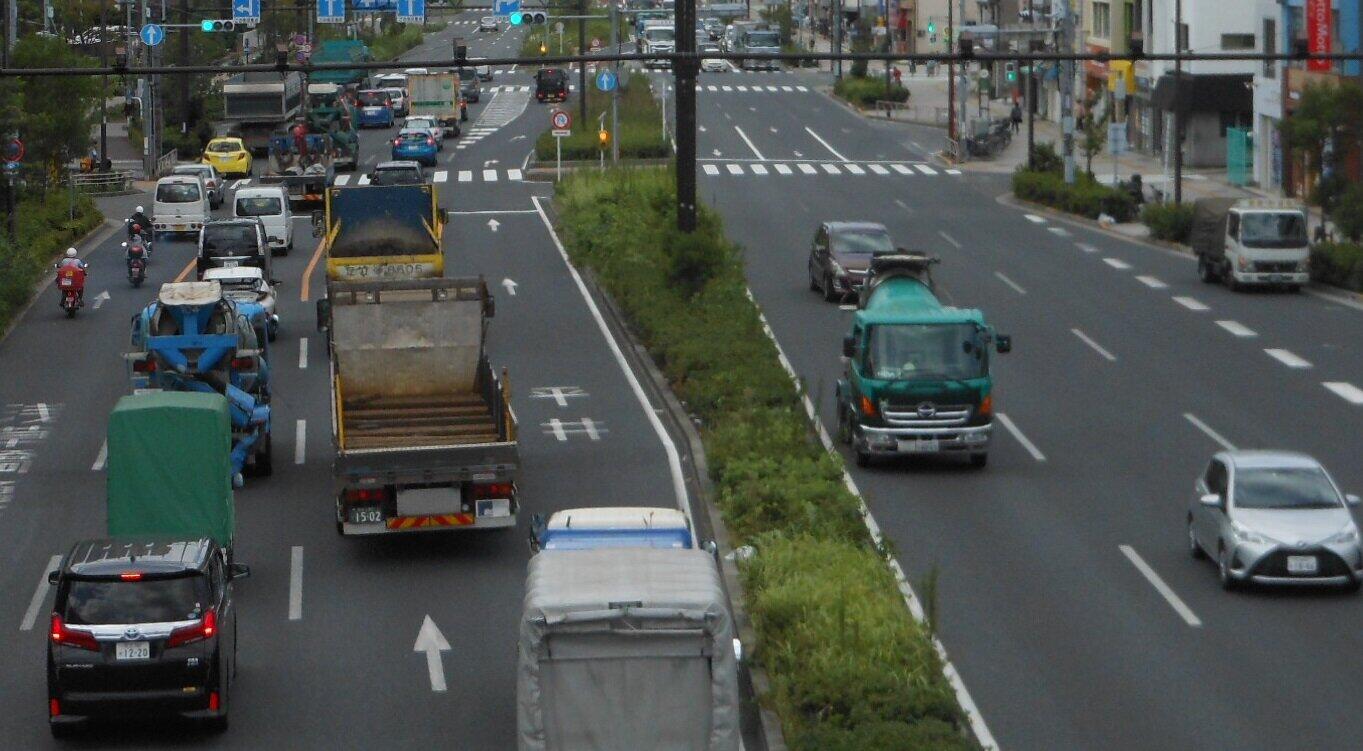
[{"x1": 65, "y1": 248, "x2": 78, "y2": 258}]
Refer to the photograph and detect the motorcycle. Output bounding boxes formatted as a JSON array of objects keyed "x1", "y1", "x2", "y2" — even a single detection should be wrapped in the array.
[
  {"x1": 126, "y1": 220, "x2": 153, "y2": 260},
  {"x1": 54, "y1": 262, "x2": 87, "y2": 318},
  {"x1": 123, "y1": 240, "x2": 147, "y2": 287}
]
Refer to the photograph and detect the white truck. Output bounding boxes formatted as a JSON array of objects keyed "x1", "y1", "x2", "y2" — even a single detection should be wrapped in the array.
[
  {"x1": 222, "y1": 71, "x2": 304, "y2": 155},
  {"x1": 406, "y1": 72, "x2": 464, "y2": 138},
  {"x1": 1192, "y1": 198, "x2": 1311, "y2": 291},
  {"x1": 640, "y1": 20, "x2": 675, "y2": 68},
  {"x1": 517, "y1": 548, "x2": 740, "y2": 751},
  {"x1": 733, "y1": 27, "x2": 781, "y2": 70}
]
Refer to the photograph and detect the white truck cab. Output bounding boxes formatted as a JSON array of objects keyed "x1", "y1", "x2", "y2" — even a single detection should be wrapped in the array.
[
  {"x1": 1194, "y1": 198, "x2": 1311, "y2": 291},
  {"x1": 233, "y1": 185, "x2": 294, "y2": 255}
]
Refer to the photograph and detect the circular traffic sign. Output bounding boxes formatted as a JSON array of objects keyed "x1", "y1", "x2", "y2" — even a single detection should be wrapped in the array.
[
  {"x1": 550, "y1": 109, "x2": 571, "y2": 130},
  {"x1": 590, "y1": 37, "x2": 601, "y2": 50},
  {"x1": 2, "y1": 138, "x2": 23, "y2": 164},
  {"x1": 595, "y1": 69, "x2": 617, "y2": 92}
]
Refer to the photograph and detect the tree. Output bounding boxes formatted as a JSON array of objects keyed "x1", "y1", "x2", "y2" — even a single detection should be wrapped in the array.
[
  {"x1": 11, "y1": 36, "x2": 100, "y2": 178},
  {"x1": 1283, "y1": 81, "x2": 1363, "y2": 217},
  {"x1": 1080, "y1": 108, "x2": 1109, "y2": 175}
]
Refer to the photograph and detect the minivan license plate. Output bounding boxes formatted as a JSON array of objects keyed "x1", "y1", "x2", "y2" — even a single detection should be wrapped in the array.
[
  {"x1": 116, "y1": 641, "x2": 150, "y2": 660},
  {"x1": 1287, "y1": 555, "x2": 1318, "y2": 574}
]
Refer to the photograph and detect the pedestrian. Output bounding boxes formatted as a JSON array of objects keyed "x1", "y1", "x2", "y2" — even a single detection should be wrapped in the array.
[
  {"x1": 1010, "y1": 102, "x2": 1022, "y2": 134},
  {"x1": 892, "y1": 66, "x2": 902, "y2": 87}
]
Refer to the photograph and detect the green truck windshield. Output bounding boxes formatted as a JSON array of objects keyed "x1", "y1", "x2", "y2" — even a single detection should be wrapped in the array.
[{"x1": 866, "y1": 323, "x2": 986, "y2": 381}]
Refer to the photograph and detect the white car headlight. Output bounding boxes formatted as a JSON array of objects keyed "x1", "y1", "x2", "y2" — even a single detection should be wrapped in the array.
[
  {"x1": 1324, "y1": 528, "x2": 1359, "y2": 544},
  {"x1": 1231, "y1": 524, "x2": 1267, "y2": 544}
]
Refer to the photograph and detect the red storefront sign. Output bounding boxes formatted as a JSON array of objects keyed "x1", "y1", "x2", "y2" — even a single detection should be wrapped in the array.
[{"x1": 1307, "y1": 0, "x2": 1332, "y2": 72}]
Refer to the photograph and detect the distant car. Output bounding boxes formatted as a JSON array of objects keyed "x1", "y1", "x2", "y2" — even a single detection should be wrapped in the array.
[
  {"x1": 807, "y1": 221, "x2": 896, "y2": 301},
  {"x1": 203, "y1": 265, "x2": 279, "y2": 341},
  {"x1": 535, "y1": 67, "x2": 568, "y2": 103},
  {"x1": 382, "y1": 86, "x2": 409, "y2": 117},
  {"x1": 46, "y1": 537, "x2": 248, "y2": 737},
  {"x1": 470, "y1": 57, "x2": 493, "y2": 80},
  {"x1": 404, "y1": 115, "x2": 445, "y2": 147},
  {"x1": 392, "y1": 128, "x2": 438, "y2": 167},
  {"x1": 479, "y1": 15, "x2": 499, "y2": 32},
  {"x1": 370, "y1": 160, "x2": 425, "y2": 186},
  {"x1": 201, "y1": 137, "x2": 252, "y2": 178},
  {"x1": 1189, "y1": 451, "x2": 1363, "y2": 591},
  {"x1": 456, "y1": 67, "x2": 481, "y2": 104},
  {"x1": 402, "y1": 67, "x2": 429, "y2": 76},
  {"x1": 171, "y1": 163, "x2": 224, "y2": 210},
  {"x1": 700, "y1": 44, "x2": 727, "y2": 72},
  {"x1": 355, "y1": 89, "x2": 395, "y2": 128}
]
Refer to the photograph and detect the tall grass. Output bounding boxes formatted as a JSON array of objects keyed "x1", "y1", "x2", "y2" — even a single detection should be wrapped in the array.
[
  {"x1": 534, "y1": 72, "x2": 668, "y2": 161},
  {"x1": 0, "y1": 191, "x2": 104, "y2": 331}
]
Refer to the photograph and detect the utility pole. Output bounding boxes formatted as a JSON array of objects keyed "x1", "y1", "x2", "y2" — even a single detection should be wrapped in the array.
[
  {"x1": 956, "y1": 0, "x2": 967, "y2": 151},
  {"x1": 1026, "y1": 55, "x2": 1034, "y2": 168},
  {"x1": 833, "y1": 0, "x2": 842, "y2": 80},
  {"x1": 610, "y1": 0, "x2": 618, "y2": 163},
  {"x1": 100, "y1": 1, "x2": 110, "y2": 168},
  {"x1": 881, "y1": 0, "x2": 890, "y2": 91},
  {"x1": 947, "y1": 0, "x2": 954, "y2": 142},
  {"x1": 1059, "y1": 0, "x2": 1075, "y2": 183},
  {"x1": 1172, "y1": 0, "x2": 1183, "y2": 204},
  {"x1": 578, "y1": 0, "x2": 587, "y2": 124},
  {"x1": 674, "y1": 0, "x2": 697, "y2": 231}
]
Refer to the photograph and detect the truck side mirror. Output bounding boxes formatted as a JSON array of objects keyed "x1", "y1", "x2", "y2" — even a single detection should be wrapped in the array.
[
  {"x1": 703, "y1": 540, "x2": 719, "y2": 561},
  {"x1": 316, "y1": 298, "x2": 331, "y2": 332},
  {"x1": 229, "y1": 563, "x2": 251, "y2": 580},
  {"x1": 842, "y1": 335, "x2": 855, "y2": 359},
  {"x1": 995, "y1": 334, "x2": 1012, "y2": 354},
  {"x1": 48, "y1": 570, "x2": 60, "y2": 585}
]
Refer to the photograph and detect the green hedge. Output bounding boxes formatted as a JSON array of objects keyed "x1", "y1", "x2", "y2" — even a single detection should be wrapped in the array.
[
  {"x1": 1012, "y1": 167, "x2": 1137, "y2": 222},
  {"x1": 833, "y1": 75, "x2": 910, "y2": 107},
  {"x1": 555, "y1": 168, "x2": 973, "y2": 750},
  {"x1": 367, "y1": 25, "x2": 424, "y2": 61},
  {"x1": 1310, "y1": 242, "x2": 1363, "y2": 291},
  {"x1": 520, "y1": 17, "x2": 627, "y2": 58},
  {"x1": 1141, "y1": 202, "x2": 1195, "y2": 243},
  {"x1": 0, "y1": 191, "x2": 104, "y2": 332},
  {"x1": 534, "y1": 72, "x2": 669, "y2": 161}
]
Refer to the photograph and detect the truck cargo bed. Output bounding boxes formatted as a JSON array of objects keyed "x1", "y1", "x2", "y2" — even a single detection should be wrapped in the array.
[{"x1": 342, "y1": 392, "x2": 500, "y2": 449}]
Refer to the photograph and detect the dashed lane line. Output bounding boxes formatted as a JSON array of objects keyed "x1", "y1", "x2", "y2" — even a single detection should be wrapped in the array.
[
  {"x1": 1264, "y1": 348, "x2": 1312, "y2": 369},
  {"x1": 804, "y1": 126, "x2": 850, "y2": 162},
  {"x1": 1215, "y1": 320, "x2": 1256, "y2": 338},
  {"x1": 1135, "y1": 275, "x2": 1168, "y2": 289},
  {"x1": 1120, "y1": 545, "x2": 1203, "y2": 628},
  {"x1": 1184, "y1": 413, "x2": 1237, "y2": 451},
  {"x1": 996, "y1": 412, "x2": 1046, "y2": 462},
  {"x1": 1071, "y1": 328, "x2": 1117, "y2": 361},
  {"x1": 994, "y1": 271, "x2": 1025, "y2": 294},
  {"x1": 20, "y1": 555, "x2": 63, "y2": 631},
  {"x1": 1172, "y1": 296, "x2": 1209, "y2": 312},
  {"x1": 1323, "y1": 382, "x2": 1363, "y2": 405},
  {"x1": 1103, "y1": 258, "x2": 1131, "y2": 270}
]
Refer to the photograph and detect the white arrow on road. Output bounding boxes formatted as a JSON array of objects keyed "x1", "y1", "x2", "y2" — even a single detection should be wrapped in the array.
[
  {"x1": 92, "y1": 291, "x2": 110, "y2": 309},
  {"x1": 414, "y1": 615, "x2": 450, "y2": 692},
  {"x1": 502, "y1": 278, "x2": 517, "y2": 296},
  {"x1": 793, "y1": 150, "x2": 804, "y2": 157},
  {"x1": 510, "y1": 134, "x2": 527, "y2": 141},
  {"x1": 483, "y1": 159, "x2": 500, "y2": 167},
  {"x1": 712, "y1": 149, "x2": 721, "y2": 156},
  {"x1": 487, "y1": 218, "x2": 500, "y2": 232}
]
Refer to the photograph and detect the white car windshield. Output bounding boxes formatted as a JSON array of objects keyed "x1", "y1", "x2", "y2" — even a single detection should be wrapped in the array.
[{"x1": 1235, "y1": 467, "x2": 1342, "y2": 510}]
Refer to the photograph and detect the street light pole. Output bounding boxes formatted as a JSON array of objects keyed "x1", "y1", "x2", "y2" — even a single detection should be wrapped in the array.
[
  {"x1": 1172, "y1": 0, "x2": 1183, "y2": 204},
  {"x1": 100, "y1": 1, "x2": 109, "y2": 169},
  {"x1": 674, "y1": 0, "x2": 697, "y2": 231},
  {"x1": 947, "y1": 0, "x2": 954, "y2": 142},
  {"x1": 610, "y1": 0, "x2": 618, "y2": 163}
]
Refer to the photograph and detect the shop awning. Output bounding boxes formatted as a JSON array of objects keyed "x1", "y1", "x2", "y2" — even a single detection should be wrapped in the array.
[{"x1": 1152, "y1": 71, "x2": 1252, "y2": 112}]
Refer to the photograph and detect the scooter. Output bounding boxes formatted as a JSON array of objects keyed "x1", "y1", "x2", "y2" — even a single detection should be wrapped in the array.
[
  {"x1": 126, "y1": 221, "x2": 153, "y2": 260},
  {"x1": 54, "y1": 263, "x2": 86, "y2": 318},
  {"x1": 123, "y1": 241, "x2": 147, "y2": 287}
]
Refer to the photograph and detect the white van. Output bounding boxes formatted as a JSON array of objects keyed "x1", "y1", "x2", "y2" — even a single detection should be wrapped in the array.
[
  {"x1": 152, "y1": 175, "x2": 211, "y2": 235},
  {"x1": 233, "y1": 185, "x2": 293, "y2": 255}
]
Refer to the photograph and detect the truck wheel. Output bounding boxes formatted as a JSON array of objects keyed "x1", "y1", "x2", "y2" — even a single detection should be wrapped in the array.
[
  {"x1": 1197, "y1": 256, "x2": 1217, "y2": 283},
  {"x1": 808, "y1": 264, "x2": 820, "y2": 292},
  {"x1": 254, "y1": 435, "x2": 273, "y2": 477},
  {"x1": 969, "y1": 453, "x2": 988, "y2": 468}
]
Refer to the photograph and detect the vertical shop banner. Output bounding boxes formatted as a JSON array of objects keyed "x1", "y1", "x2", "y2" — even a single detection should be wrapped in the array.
[{"x1": 1307, "y1": 0, "x2": 1332, "y2": 72}]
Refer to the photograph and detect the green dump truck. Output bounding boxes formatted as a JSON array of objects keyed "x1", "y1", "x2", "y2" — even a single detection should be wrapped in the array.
[
  {"x1": 309, "y1": 40, "x2": 372, "y2": 88},
  {"x1": 837, "y1": 254, "x2": 1012, "y2": 468},
  {"x1": 106, "y1": 392, "x2": 235, "y2": 551}
]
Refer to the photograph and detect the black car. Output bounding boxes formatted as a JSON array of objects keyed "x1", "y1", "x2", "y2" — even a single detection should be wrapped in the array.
[
  {"x1": 47, "y1": 537, "x2": 248, "y2": 736},
  {"x1": 370, "y1": 160, "x2": 426, "y2": 186},
  {"x1": 535, "y1": 68, "x2": 568, "y2": 103},
  {"x1": 807, "y1": 221, "x2": 896, "y2": 301},
  {"x1": 197, "y1": 218, "x2": 272, "y2": 279},
  {"x1": 457, "y1": 67, "x2": 481, "y2": 104}
]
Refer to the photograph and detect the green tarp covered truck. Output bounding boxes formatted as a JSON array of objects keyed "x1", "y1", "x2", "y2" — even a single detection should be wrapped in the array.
[{"x1": 106, "y1": 392, "x2": 235, "y2": 550}]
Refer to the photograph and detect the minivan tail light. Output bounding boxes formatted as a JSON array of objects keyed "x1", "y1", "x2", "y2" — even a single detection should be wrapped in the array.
[
  {"x1": 131, "y1": 358, "x2": 157, "y2": 373},
  {"x1": 168, "y1": 610, "x2": 216, "y2": 648},
  {"x1": 50, "y1": 614, "x2": 99, "y2": 651},
  {"x1": 120, "y1": 571, "x2": 143, "y2": 581}
]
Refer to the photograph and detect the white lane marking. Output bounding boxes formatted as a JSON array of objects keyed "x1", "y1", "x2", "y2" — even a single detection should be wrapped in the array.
[
  {"x1": 726, "y1": 163, "x2": 744, "y2": 175},
  {"x1": 781, "y1": 85, "x2": 793, "y2": 91},
  {"x1": 1264, "y1": 348, "x2": 1312, "y2": 369},
  {"x1": 532, "y1": 196, "x2": 693, "y2": 534},
  {"x1": 1047, "y1": 226, "x2": 1070, "y2": 237},
  {"x1": 1135, "y1": 275, "x2": 1168, "y2": 289},
  {"x1": 507, "y1": 169, "x2": 523, "y2": 181},
  {"x1": 1119, "y1": 545, "x2": 1203, "y2": 628},
  {"x1": 798, "y1": 163, "x2": 818, "y2": 175},
  {"x1": 1324, "y1": 382, "x2": 1363, "y2": 405},
  {"x1": 333, "y1": 174, "x2": 352, "y2": 186},
  {"x1": 868, "y1": 164, "x2": 890, "y2": 175},
  {"x1": 996, "y1": 412, "x2": 1046, "y2": 462},
  {"x1": 458, "y1": 170, "x2": 473, "y2": 182},
  {"x1": 796, "y1": 85, "x2": 809, "y2": 91},
  {"x1": 1071, "y1": 328, "x2": 1116, "y2": 361},
  {"x1": 994, "y1": 271, "x2": 1026, "y2": 295},
  {"x1": 37, "y1": 403, "x2": 49, "y2": 422},
  {"x1": 774, "y1": 163, "x2": 792, "y2": 175},
  {"x1": 414, "y1": 615, "x2": 451, "y2": 692},
  {"x1": 844, "y1": 164, "x2": 866, "y2": 175},
  {"x1": 736, "y1": 126, "x2": 768, "y2": 160},
  {"x1": 1184, "y1": 413, "x2": 1237, "y2": 451},
  {"x1": 766, "y1": 85, "x2": 779, "y2": 92},
  {"x1": 294, "y1": 420, "x2": 306, "y2": 465},
  {"x1": 804, "y1": 126, "x2": 850, "y2": 161},
  {"x1": 750, "y1": 164, "x2": 769, "y2": 175},
  {"x1": 289, "y1": 546, "x2": 304, "y2": 621},
  {"x1": 1215, "y1": 320, "x2": 1257, "y2": 338},
  {"x1": 915, "y1": 164, "x2": 938, "y2": 175},
  {"x1": 820, "y1": 163, "x2": 841, "y2": 174},
  {"x1": 1173, "y1": 296, "x2": 1209, "y2": 311},
  {"x1": 1103, "y1": 257, "x2": 1131, "y2": 270},
  {"x1": 703, "y1": 164, "x2": 720, "y2": 175},
  {"x1": 433, "y1": 170, "x2": 449, "y2": 183},
  {"x1": 357, "y1": 175, "x2": 371, "y2": 185},
  {"x1": 21, "y1": 555, "x2": 64, "y2": 631},
  {"x1": 231, "y1": 179, "x2": 246, "y2": 189},
  {"x1": 945, "y1": 168, "x2": 962, "y2": 175},
  {"x1": 298, "y1": 337, "x2": 309, "y2": 369},
  {"x1": 1076, "y1": 242, "x2": 1099, "y2": 253},
  {"x1": 91, "y1": 440, "x2": 108, "y2": 471},
  {"x1": 1024, "y1": 214, "x2": 1046, "y2": 224},
  {"x1": 939, "y1": 231, "x2": 962, "y2": 249},
  {"x1": 483, "y1": 169, "x2": 498, "y2": 182},
  {"x1": 891, "y1": 164, "x2": 914, "y2": 175}
]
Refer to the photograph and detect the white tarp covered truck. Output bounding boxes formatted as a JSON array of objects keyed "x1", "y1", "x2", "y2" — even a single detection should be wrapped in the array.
[
  {"x1": 517, "y1": 548, "x2": 740, "y2": 751},
  {"x1": 1192, "y1": 198, "x2": 1311, "y2": 291}
]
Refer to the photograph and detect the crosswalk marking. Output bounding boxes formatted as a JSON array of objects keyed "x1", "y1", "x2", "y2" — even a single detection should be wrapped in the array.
[
  {"x1": 845, "y1": 164, "x2": 865, "y2": 175},
  {"x1": 798, "y1": 163, "x2": 818, "y2": 174},
  {"x1": 507, "y1": 169, "x2": 523, "y2": 181},
  {"x1": 766, "y1": 85, "x2": 779, "y2": 92},
  {"x1": 751, "y1": 164, "x2": 768, "y2": 175},
  {"x1": 868, "y1": 164, "x2": 889, "y2": 175},
  {"x1": 722, "y1": 85, "x2": 732, "y2": 91},
  {"x1": 915, "y1": 164, "x2": 938, "y2": 175},
  {"x1": 357, "y1": 174, "x2": 371, "y2": 185},
  {"x1": 945, "y1": 169, "x2": 962, "y2": 175},
  {"x1": 433, "y1": 170, "x2": 448, "y2": 183},
  {"x1": 774, "y1": 163, "x2": 792, "y2": 175},
  {"x1": 821, "y1": 163, "x2": 841, "y2": 174},
  {"x1": 781, "y1": 85, "x2": 793, "y2": 91},
  {"x1": 892, "y1": 164, "x2": 914, "y2": 174},
  {"x1": 482, "y1": 169, "x2": 498, "y2": 182},
  {"x1": 796, "y1": 85, "x2": 808, "y2": 91},
  {"x1": 736, "y1": 85, "x2": 748, "y2": 92},
  {"x1": 458, "y1": 170, "x2": 473, "y2": 182},
  {"x1": 333, "y1": 174, "x2": 351, "y2": 186},
  {"x1": 726, "y1": 163, "x2": 744, "y2": 175},
  {"x1": 697, "y1": 162, "x2": 968, "y2": 179},
  {"x1": 704, "y1": 164, "x2": 720, "y2": 175}
]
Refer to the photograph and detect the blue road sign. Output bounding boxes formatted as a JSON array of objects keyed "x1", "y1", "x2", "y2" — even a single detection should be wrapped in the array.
[
  {"x1": 318, "y1": 0, "x2": 345, "y2": 23},
  {"x1": 232, "y1": 0, "x2": 260, "y2": 24},
  {"x1": 352, "y1": 0, "x2": 394, "y2": 10},
  {"x1": 139, "y1": 23, "x2": 164, "y2": 47},
  {"x1": 396, "y1": 0, "x2": 424, "y2": 24},
  {"x1": 2, "y1": 161, "x2": 19, "y2": 174},
  {"x1": 596, "y1": 69, "x2": 617, "y2": 92},
  {"x1": 494, "y1": 0, "x2": 521, "y2": 16}
]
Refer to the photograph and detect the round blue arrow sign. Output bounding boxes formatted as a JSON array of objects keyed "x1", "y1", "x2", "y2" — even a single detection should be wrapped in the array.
[
  {"x1": 595, "y1": 69, "x2": 617, "y2": 92},
  {"x1": 139, "y1": 23, "x2": 164, "y2": 47}
]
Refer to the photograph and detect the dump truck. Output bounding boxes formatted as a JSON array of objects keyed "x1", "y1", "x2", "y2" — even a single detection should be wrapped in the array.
[
  {"x1": 106, "y1": 391, "x2": 236, "y2": 552},
  {"x1": 222, "y1": 71, "x2": 303, "y2": 155},
  {"x1": 1191, "y1": 197, "x2": 1311, "y2": 291},
  {"x1": 837, "y1": 253, "x2": 1011, "y2": 468},
  {"x1": 312, "y1": 183, "x2": 446, "y2": 280},
  {"x1": 127, "y1": 282, "x2": 273, "y2": 481},
  {"x1": 261, "y1": 131, "x2": 335, "y2": 205},
  {"x1": 306, "y1": 82, "x2": 360, "y2": 171},
  {"x1": 517, "y1": 548, "x2": 741, "y2": 751},
  {"x1": 308, "y1": 39, "x2": 372, "y2": 88}
]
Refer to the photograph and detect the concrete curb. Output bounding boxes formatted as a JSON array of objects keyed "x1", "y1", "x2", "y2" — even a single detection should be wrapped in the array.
[{"x1": 0, "y1": 215, "x2": 118, "y2": 346}]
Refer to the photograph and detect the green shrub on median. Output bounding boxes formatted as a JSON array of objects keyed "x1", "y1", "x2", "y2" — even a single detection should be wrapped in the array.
[
  {"x1": 1141, "y1": 202, "x2": 1195, "y2": 243},
  {"x1": 534, "y1": 72, "x2": 669, "y2": 161},
  {"x1": 0, "y1": 191, "x2": 103, "y2": 332},
  {"x1": 833, "y1": 75, "x2": 910, "y2": 108},
  {"x1": 555, "y1": 167, "x2": 975, "y2": 750},
  {"x1": 1310, "y1": 242, "x2": 1363, "y2": 291},
  {"x1": 1012, "y1": 166, "x2": 1136, "y2": 222}
]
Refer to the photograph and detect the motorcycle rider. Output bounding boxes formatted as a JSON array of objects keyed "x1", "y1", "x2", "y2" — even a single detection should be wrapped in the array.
[
  {"x1": 126, "y1": 228, "x2": 149, "y2": 278},
  {"x1": 128, "y1": 206, "x2": 152, "y2": 238},
  {"x1": 55, "y1": 248, "x2": 88, "y2": 306}
]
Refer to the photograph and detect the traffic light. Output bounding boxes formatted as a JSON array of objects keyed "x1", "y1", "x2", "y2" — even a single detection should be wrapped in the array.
[
  {"x1": 1005, "y1": 62, "x2": 1017, "y2": 82},
  {"x1": 926, "y1": 21, "x2": 935, "y2": 35},
  {"x1": 454, "y1": 41, "x2": 468, "y2": 65},
  {"x1": 511, "y1": 10, "x2": 547, "y2": 24},
  {"x1": 598, "y1": 129, "x2": 609, "y2": 148},
  {"x1": 200, "y1": 19, "x2": 236, "y2": 32},
  {"x1": 539, "y1": 41, "x2": 547, "y2": 54}
]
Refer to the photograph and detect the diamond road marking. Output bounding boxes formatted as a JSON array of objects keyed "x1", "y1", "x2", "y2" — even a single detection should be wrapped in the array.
[{"x1": 458, "y1": 170, "x2": 473, "y2": 182}]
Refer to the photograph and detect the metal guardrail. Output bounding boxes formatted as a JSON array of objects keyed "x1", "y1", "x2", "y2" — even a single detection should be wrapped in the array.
[
  {"x1": 154, "y1": 148, "x2": 178, "y2": 178},
  {"x1": 944, "y1": 137, "x2": 966, "y2": 164},
  {"x1": 69, "y1": 170, "x2": 134, "y2": 195},
  {"x1": 875, "y1": 101, "x2": 951, "y2": 128}
]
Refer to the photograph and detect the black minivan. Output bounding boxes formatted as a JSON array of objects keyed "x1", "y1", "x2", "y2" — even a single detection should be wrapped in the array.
[
  {"x1": 46, "y1": 538, "x2": 248, "y2": 736},
  {"x1": 535, "y1": 68, "x2": 568, "y2": 103}
]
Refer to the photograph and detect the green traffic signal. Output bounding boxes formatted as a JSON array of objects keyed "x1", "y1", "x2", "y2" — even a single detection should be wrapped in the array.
[
  {"x1": 201, "y1": 19, "x2": 236, "y2": 31},
  {"x1": 510, "y1": 11, "x2": 523, "y2": 24},
  {"x1": 927, "y1": 21, "x2": 935, "y2": 34}
]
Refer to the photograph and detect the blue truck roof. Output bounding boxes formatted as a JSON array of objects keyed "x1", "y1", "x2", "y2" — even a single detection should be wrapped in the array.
[{"x1": 539, "y1": 527, "x2": 693, "y2": 551}]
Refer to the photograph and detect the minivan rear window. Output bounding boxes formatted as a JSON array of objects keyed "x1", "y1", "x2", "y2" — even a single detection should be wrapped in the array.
[
  {"x1": 157, "y1": 183, "x2": 201, "y2": 203},
  {"x1": 236, "y1": 197, "x2": 283, "y2": 216},
  {"x1": 63, "y1": 576, "x2": 207, "y2": 625},
  {"x1": 357, "y1": 91, "x2": 389, "y2": 106},
  {"x1": 201, "y1": 225, "x2": 260, "y2": 256}
]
